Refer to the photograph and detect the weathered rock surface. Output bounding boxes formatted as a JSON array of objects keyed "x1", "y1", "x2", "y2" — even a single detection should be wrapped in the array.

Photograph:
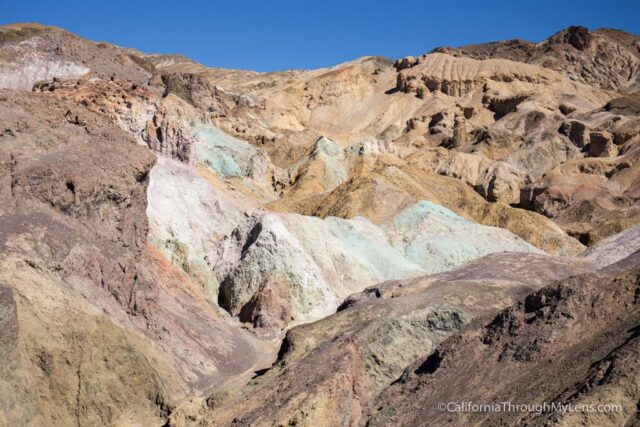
[
  {"x1": 520, "y1": 143, "x2": 640, "y2": 245},
  {"x1": 219, "y1": 202, "x2": 541, "y2": 326},
  {"x1": 368, "y1": 250, "x2": 640, "y2": 426},
  {"x1": 431, "y1": 26, "x2": 640, "y2": 91},
  {"x1": 580, "y1": 224, "x2": 640, "y2": 268},
  {"x1": 0, "y1": 90, "x2": 273, "y2": 425},
  {"x1": 0, "y1": 23, "x2": 152, "y2": 90},
  {"x1": 167, "y1": 252, "x2": 595, "y2": 426},
  {"x1": 169, "y1": 225, "x2": 640, "y2": 426},
  {"x1": 270, "y1": 152, "x2": 585, "y2": 256},
  {"x1": 149, "y1": 159, "x2": 543, "y2": 328},
  {"x1": 395, "y1": 52, "x2": 563, "y2": 98}
]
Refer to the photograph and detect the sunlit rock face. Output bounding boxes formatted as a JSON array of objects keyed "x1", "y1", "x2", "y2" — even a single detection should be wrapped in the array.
[
  {"x1": 147, "y1": 155, "x2": 542, "y2": 327},
  {"x1": 195, "y1": 126, "x2": 266, "y2": 178},
  {"x1": 193, "y1": 125, "x2": 279, "y2": 198},
  {"x1": 215, "y1": 202, "x2": 541, "y2": 326},
  {"x1": 0, "y1": 54, "x2": 89, "y2": 90},
  {"x1": 146, "y1": 157, "x2": 246, "y2": 300}
]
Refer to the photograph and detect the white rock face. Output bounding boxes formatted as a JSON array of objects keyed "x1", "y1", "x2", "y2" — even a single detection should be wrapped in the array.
[
  {"x1": 147, "y1": 158, "x2": 543, "y2": 327},
  {"x1": 217, "y1": 201, "x2": 543, "y2": 324},
  {"x1": 0, "y1": 39, "x2": 89, "y2": 89},
  {"x1": 580, "y1": 224, "x2": 640, "y2": 269},
  {"x1": 287, "y1": 136, "x2": 406, "y2": 193},
  {"x1": 146, "y1": 157, "x2": 249, "y2": 299},
  {"x1": 217, "y1": 214, "x2": 341, "y2": 323}
]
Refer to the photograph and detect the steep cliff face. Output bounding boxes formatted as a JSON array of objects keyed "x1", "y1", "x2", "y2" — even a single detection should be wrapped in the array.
[{"x1": 0, "y1": 89, "x2": 174, "y2": 425}]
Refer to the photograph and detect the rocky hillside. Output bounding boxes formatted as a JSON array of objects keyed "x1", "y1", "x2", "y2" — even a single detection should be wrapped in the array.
[
  {"x1": 0, "y1": 22, "x2": 639, "y2": 426},
  {"x1": 431, "y1": 26, "x2": 640, "y2": 91},
  {"x1": 368, "y1": 250, "x2": 640, "y2": 426}
]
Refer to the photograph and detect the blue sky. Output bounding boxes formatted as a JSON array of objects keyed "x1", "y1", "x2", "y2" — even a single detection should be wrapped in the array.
[{"x1": 2, "y1": 0, "x2": 639, "y2": 71}]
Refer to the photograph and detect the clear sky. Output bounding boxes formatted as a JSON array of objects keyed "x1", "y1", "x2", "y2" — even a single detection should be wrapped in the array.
[{"x1": 2, "y1": 0, "x2": 639, "y2": 72}]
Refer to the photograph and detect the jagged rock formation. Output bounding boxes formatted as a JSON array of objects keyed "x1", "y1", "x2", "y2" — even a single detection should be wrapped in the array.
[
  {"x1": 167, "y1": 252, "x2": 595, "y2": 426},
  {"x1": 431, "y1": 26, "x2": 640, "y2": 91},
  {"x1": 0, "y1": 22, "x2": 639, "y2": 427},
  {"x1": 395, "y1": 52, "x2": 562, "y2": 98},
  {"x1": 520, "y1": 142, "x2": 640, "y2": 244}
]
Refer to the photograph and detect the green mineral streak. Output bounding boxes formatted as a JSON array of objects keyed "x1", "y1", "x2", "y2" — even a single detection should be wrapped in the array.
[
  {"x1": 393, "y1": 200, "x2": 470, "y2": 231},
  {"x1": 323, "y1": 216, "x2": 425, "y2": 280},
  {"x1": 194, "y1": 125, "x2": 254, "y2": 178},
  {"x1": 312, "y1": 136, "x2": 343, "y2": 158},
  {"x1": 313, "y1": 137, "x2": 348, "y2": 185},
  {"x1": 390, "y1": 201, "x2": 542, "y2": 273}
]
